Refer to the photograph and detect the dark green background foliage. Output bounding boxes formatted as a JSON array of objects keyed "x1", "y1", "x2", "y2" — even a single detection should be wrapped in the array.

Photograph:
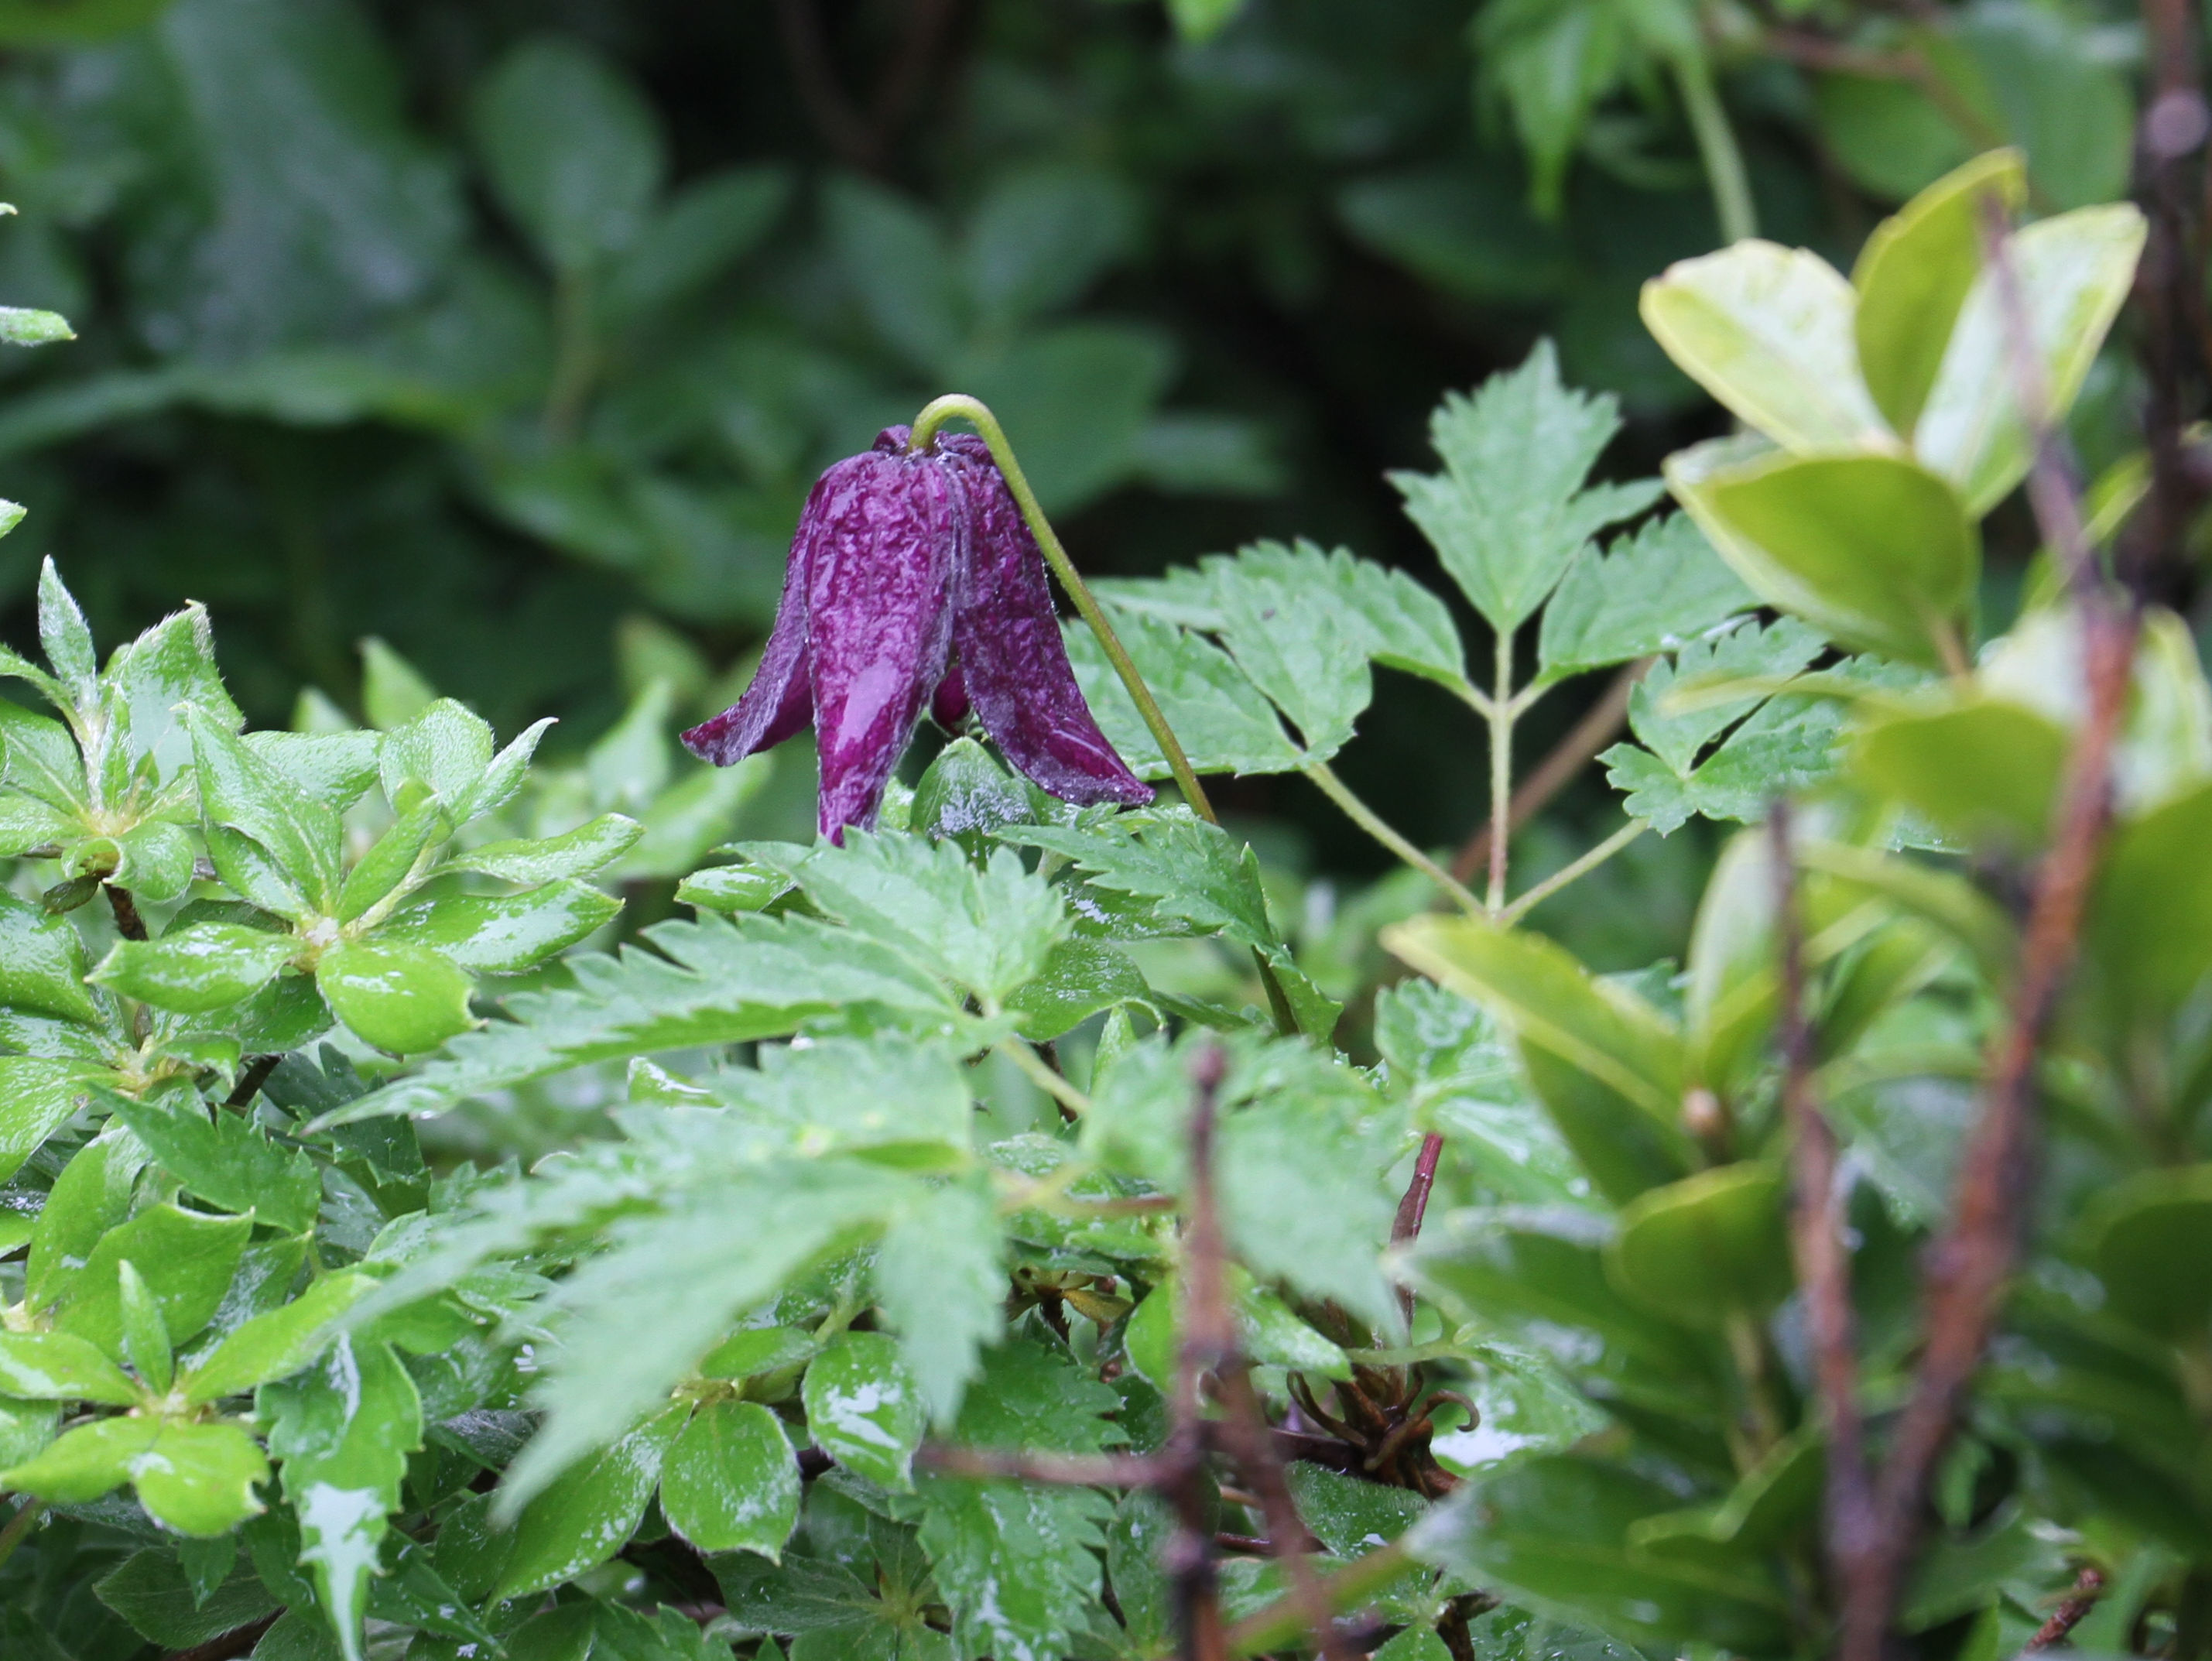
[{"x1": 0, "y1": 0, "x2": 2162, "y2": 906}]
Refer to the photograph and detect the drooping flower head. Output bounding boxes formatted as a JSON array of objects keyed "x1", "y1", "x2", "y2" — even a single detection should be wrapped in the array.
[{"x1": 683, "y1": 426, "x2": 1153, "y2": 839}]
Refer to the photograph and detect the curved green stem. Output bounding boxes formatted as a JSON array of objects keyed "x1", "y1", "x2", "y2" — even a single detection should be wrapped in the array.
[
  {"x1": 996, "y1": 1036, "x2": 1092, "y2": 1119},
  {"x1": 906, "y1": 394, "x2": 1216, "y2": 824},
  {"x1": 1499, "y1": 820, "x2": 1649, "y2": 926},
  {"x1": 1673, "y1": 53, "x2": 1758, "y2": 246},
  {"x1": 1304, "y1": 762, "x2": 1484, "y2": 918}
]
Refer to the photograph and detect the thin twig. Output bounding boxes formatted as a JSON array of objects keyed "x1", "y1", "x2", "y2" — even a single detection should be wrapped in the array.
[
  {"x1": 2024, "y1": 1566, "x2": 2108, "y2": 1652},
  {"x1": 224, "y1": 1053, "x2": 282, "y2": 1111},
  {"x1": 1839, "y1": 212, "x2": 2145, "y2": 1661},
  {"x1": 1172, "y1": 1042, "x2": 1234, "y2": 1661},
  {"x1": 1392, "y1": 1133, "x2": 1445, "y2": 1248},
  {"x1": 1769, "y1": 801, "x2": 1876, "y2": 1620},
  {"x1": 104, "y1": 883, "x2": 146, "y2": 942},
  {"x1": 1450, "y1": 660, "x2": 1645, "y2": 885},
  {"x1": 0, "y1": 1498, "x2": 43, "y2": 1571}
]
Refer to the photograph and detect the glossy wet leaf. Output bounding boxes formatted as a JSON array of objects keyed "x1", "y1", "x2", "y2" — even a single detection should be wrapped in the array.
[
  {"x1": 373, "y1": 878, "x2": 620, "y2": 974},
  {"x1": 495, "y1": 1402, "x2": 687, "y2": 1598},
  {"x1": 315, "y1": 938, "x2": 477, "y2": 1055},
  {"x1": 53, "y1": 1203, "x2": 252, "y2": 1359},
  {"x1": 660, "y1": 1399, "x2": 800, "y2": 1558},
  {"x1": 182, "y1": 1271, "x2": 381, "y2": 1402},
  {"x1": 110, "y1": 1091, "x2": 322, "y2": 1233},
  {"x1": 2, "y1": 1416, "x2": 269, "y2": 1536},
  {"x1": 0, "y1": 1330, "x2": 142, "y2": 1404},
  {"x1": 0, "y1": 1054, "x2": 96, "y2": 1183},
  {"x1": 803, "y1": 1332, "x2": 926, "y2": 1492},
  {"x1": 0, "y1": 890, "x2": 101, "y2": 1026}
]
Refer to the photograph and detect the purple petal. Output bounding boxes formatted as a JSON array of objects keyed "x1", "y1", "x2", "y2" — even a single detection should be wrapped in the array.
[
  {"x1": 931, "y1": 662, "x2": 971, "y2": 729},
  {"x1": 680, "y1": 471, "x2": 830, "y2": 765},
  {"x1": 809, "y1": 448, "x2": 958, "y2": 840},
  {"x1": 946, "y1": 450, "x2": 1154, "y2": 808}
]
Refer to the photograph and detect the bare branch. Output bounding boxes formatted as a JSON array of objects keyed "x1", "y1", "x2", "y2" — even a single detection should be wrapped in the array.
[{"x1": 2025, "y1": 1566, "x2": 2108, "y2": 1652}]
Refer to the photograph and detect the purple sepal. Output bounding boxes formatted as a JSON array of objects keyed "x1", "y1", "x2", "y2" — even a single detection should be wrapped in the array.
[
  {"x1": 945, "y1": 444, "x2": 1154, "y2": 807},
  {"x1": 807, "y1": 448, "x2": 957, "y2": 840},
  {"x1": 680, "y1": 472, "x2": 828, "y2": 765}
]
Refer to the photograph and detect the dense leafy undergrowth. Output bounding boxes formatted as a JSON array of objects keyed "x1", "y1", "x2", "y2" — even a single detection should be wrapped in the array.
[{"x1": 2, "y1": 150, "x2": 2210, "y2": 1661}]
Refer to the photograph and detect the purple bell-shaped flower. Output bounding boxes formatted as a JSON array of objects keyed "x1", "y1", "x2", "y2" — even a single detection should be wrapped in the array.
[{"x1": 682, "y1": 426, "x2": 1153, "y2": 840}]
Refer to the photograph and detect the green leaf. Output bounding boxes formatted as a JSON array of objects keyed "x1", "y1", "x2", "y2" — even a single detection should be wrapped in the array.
[
  {"x1": 183, "y1": 1272, "x2": 382, "y2": 1403},
  {"x1": 358, "y1": 639, "x2": 436, "y2": 731},
  {"x1": 111, "y1": 1089, "x2": 323, "y2": 1232},
  {"x1": 260, "y1": 1335, "x2": 424, "y2": 1660},
  {"x1": 918, "y1": 1475, "x2": 1111, "y2": 1661},
  {"x1": 1605, "y1": 1163, "x2": 1791, "y2": 1329},
  {"x1": 1388, "y1": 342, "x2": 1662, "y2": 631},
  {"x1": 53, "y1": 1203, "x2": 253, "y2": 1359},
  {"x1": 91, "y1": 922, "x2": 300, "y2": 1014},
  {"x1": 1410, "y1": 1457, "x2": 1791, "y2": 1652},
  {"x1": 94, "y1": 1548, "x2": 279, "y2": 1649},
  {"x1": 1680, "y1": 450, "x2": 1977, "y2": 666},
  {"x1": 245, "y1": 731, "x2": 382, "y2": 817},
  {"x1": 1002, "y1": 807, "x2": 1277, "y2": 948},
  {"x1": 0, "y1": 787, "x2": 74, "y2": 857},
  {"x1": 187, "y1": 704, "x2": 342, "y2": 916},
  {"x1": 0, "y1": 889, "x2": 100, "y2": 1025},
  {"x1": 0, "y1": 696, "x2": 87, "y2": 812},
  {"x1": 788, "y1": 834, "x2": 1067, "y2": 1005},
  {"x1": 4, "y1": 1416, "x2": 268, "y2": 1535},
  {"x1": 1065, "y1": 608, "x2": 1305, "y2": 778},
  {"x1": 2081, "y1": 1166, "x2": 2212, "y2": 1344},
  {"x1": 26, "y1": 1124, "x2": 148, "y2": 1313},
  {"x1": 0, "y1": 1055, "x2": 95, "y2": 1183},
  {"x1": 1598, "y1": 618, "x2": 1834, "y2": 834},
  {"x1": 324, "y1": 913, "x2": 957, "y2": 1125},
  {"x1": 315, "y1": 938, "x2": 478, "y2": 1055},
  {"x1": 117, "y1": 1260, "x2": 173, "y2": 1396},
  {"x1": 472, "y1": 35, "x2": 665, "y2": 274},
  {"x1": 334, "y1": 798, "x2": 449, "y2": 923},
  {"x1": 662, "y1": 1399, "x2": 801, "y2": 1558},
  {"x1": 1385, "y1": 914, "x2": 1692, "y2": 1204},
  {"x1": 1005, "y1": 938, "x2": 1150, "y2": 1040},
  {"x1": 0, "y1": 306, "x2": 71, "y2": 345},
  {"x1": 1125, "y1": 1268, "x2": 1351, "y2": 1388},
  {"x1": 604, "y1": 163, "x2": 792, "y2": 323},
  {"x1": 1474, "y1": 0, "x2": 1629, "y2": 218},
  {"x1": 1535, "y1": 514, "x2": 1756, "y2": 684},
  {"x1": 805, "y1": 1331, "x2": 926, "y2": 1492},
  {"x1": 1852, "y1": 698, "x2": 2068, "y2": 848},
  {"x1": 36, "y1": 557, "x2": 96, "y2": 700},
  {"x1": 1914, "y1": 203, "x2": 2147, "y2": 514},
  {"x1": 376, "y1": 697, "x2": 494, "y2": 813},
  {"x1": 2090, "y1": 780, "x2": 2212, "y2": 1017},
  {"x1": 1288, "y1": 1460, "x2": 1429, "y2": 1560},
  {"x1": 110, "y1": 818, "x2": 197, "y2": 902},
  {"x1": 1222, "y1": 1102, "x2": 1402, "y2": 1334},
  {"x1": 0, "y1": 1330, "x2": 141, "y2": 1405},
  {"x1": 446, "y1": 812, "x2": 644, "y2": 884},
  {"x1": 1639, "y1": 241, "x2": 1889, "y2": 451},
  {"x1": 374, "y1": 879, "x2": 620, "y2": 974},
  {"x1": 495, "y1": 1402, "x2": 687, "y2": 1598},
  {"x1": 873, "y1": 1179, "x2": 1002, "y2": 1426},
  {"x1": 1852, "y1": 150, "x2": 2029, "y2": 438}
]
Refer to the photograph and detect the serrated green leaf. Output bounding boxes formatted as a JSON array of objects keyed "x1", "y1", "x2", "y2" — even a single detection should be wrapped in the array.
[
  {"x1": 260, "y1": 1335, "x2": 423, "y2": 1660},
  {"x1": 91, "y1": 922, "x2": 300, "y2": 1014},
  {"x1": 325, "y1": 912, "x2": 958, "y2": 1125},
  {"x1": 26, "y1": 1124, "x2": 148, "y2": 1313},
  {"x1": 662, "y1": 1399, "x2": 801, "y2": 1559},
  {"x1": 1064, "y1": 611, "x2": 1304, "y2": 777},
  {"x1": 792, "y1": 834, "x2": 1067, "y2": 1005},
  {"x1": 1002, "y1": 807, "x2": 1276, "y2": 947},
  {"x1": 447, "y1": 812, "x2": 643, "y2": 884},
  {"x1": 873, "y1": 1179, "x2": 1003, "y2": 1426},
  {"x1": 94, "y1": 1547, "x2": 278, "y2": 1649},
  {"x1": 1536, "y1": 514, "x2": 1756, "y2": 683},
  {"x1": 1005, "y1": 938, "x2": 1150, "y2": 1040},
  {"x1": 916, "y1": 1475, "x2": 1111, "y2": 1661},
  {"x1": 110, "y1": 1091, "x2": 322, "y2": 1232},
  {"x1": 495, "y1": 1402, "x2": 686, "y2": 1599},
  {"x1": 373, "y1": 878, "x2": 620, "y2": 973},
  {"x1": 1388, "y1": 342, "x2": 1663, "y2": 631}
]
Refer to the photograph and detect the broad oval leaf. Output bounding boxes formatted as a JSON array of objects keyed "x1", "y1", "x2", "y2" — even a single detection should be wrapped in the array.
[
  {"x1": 316, "y1": 939, "x2": 478, "y2": 1056},
  {"x1": 1851, "y1": 698, "x2": 2069, "y2": 849},
  {"x1": 660, "y1": 1399, "x2": 800, "y2": 1559},
  {"x1": 2082, "y1": 1166, "x2": 2212, "y2": 1343},
  {"x1": 492, "y1": 1402, "x2": 687, "y2": 1599},
  {"x1": 802, "y1": 1331, "x2": 925, "y2": 1492},
  {"x1": 0, "y1": 1331, "x2": 140, "y2": 1405},
  {"x1": 1605, "y1": 1164, "x2": 1793, "y2": 1330}
]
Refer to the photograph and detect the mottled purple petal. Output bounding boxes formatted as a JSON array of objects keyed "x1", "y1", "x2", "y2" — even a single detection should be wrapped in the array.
[
  {"x1": 809, "y1": 449, "x2": 958, "y2": 839},
  {"x1": 680, "y1": 471, "x2": 830, "y2": 765},
  {"x1": 945, "y1": 448, "x2": 1153, "y2": 808}
]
